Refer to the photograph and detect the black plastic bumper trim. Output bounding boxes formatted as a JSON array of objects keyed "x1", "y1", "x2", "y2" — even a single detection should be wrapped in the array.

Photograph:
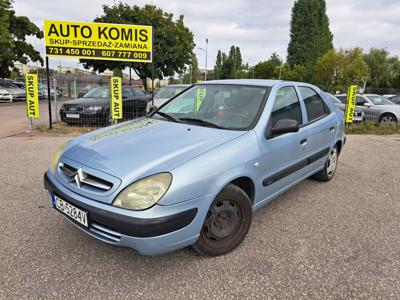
[{"x1": 44, "y1": 173, "x2": 198, "y2": 238}]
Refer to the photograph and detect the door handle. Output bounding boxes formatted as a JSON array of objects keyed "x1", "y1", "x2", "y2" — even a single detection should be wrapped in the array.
[
  {"x1": 300, "y1": 138, "x2": 308, "y2": 145},
  {"x1": 330, "y1": 126, "x2": 335, "y2": 132}
]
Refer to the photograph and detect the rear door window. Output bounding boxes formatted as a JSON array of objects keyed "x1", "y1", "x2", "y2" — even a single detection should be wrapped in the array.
[{"x1": 299, "y1": 87, "x2": 330, "y2": 122}]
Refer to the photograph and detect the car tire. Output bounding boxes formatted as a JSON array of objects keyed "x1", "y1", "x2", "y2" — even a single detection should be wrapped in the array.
[
  {"x1": 379, "y1": 113, "x2": 397, "y2": 125},
  {"x1": 312, "y1": 146, "x2": 338, "y2": 182},
  {"x1": 192, "y1": 183, "x2": 252, "y2": 257}
]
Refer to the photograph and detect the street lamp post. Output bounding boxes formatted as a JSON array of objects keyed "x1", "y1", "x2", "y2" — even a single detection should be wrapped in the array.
[
  {"x1": 198, "y1": 38, "x2": 209, "y2": 81},
  {"x1": 205, "y1": 38, "x2": 208, "y2": 81}
]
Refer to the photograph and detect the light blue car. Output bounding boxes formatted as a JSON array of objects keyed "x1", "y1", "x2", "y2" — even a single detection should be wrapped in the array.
[{"x1": 44, "y1": 80, "x2": 345, "y2": 256}]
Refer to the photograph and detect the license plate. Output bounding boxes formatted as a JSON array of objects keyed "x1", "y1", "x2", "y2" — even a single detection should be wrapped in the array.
[
  {"x1": 66, "y1": 113, "x2": 80, "y2": 119},
  {"x1": 55, "y1": 196, "x2": 88, "y2": 227}
]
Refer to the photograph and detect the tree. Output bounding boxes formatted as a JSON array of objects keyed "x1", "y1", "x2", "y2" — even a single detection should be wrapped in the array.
[
  {"x1": 80, "y1": 3, "x2": 194, "y2": 91},
  {"x1": 287, "y1": 0, "x2": 333, "y2": 74},
  {"x1": 363, "y1": 48, "x2": 400, "y2": 88},
  {"x1": 112, "y1": 67, "x2": 123, "y2": 77},
  {"x1": 314, "y1": 48, "x2": 369, "y2": 91},
  {"x1": 182, "y1": 53, "x2": 199, "y2": 83},
  {"x1": 280, "y1": 63, "x2": 307, "y2": 82},
  {"x1": 213, "y1": 45, "x2": 244, "y2": 79},
  {"x1": 0, "y1": 0, "x2": 43, "y2": 77}
]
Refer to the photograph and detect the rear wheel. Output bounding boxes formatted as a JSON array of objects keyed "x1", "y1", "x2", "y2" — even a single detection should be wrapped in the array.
[
  {"x1": 312, "y1": 146, "x2": 338, "y2": 182},
  {"x1": 379, "y1": 113, "x2": 397, "y2": 125},
  {"x1": 192, "y1": 184, "x2": 252, "y2": 256}
]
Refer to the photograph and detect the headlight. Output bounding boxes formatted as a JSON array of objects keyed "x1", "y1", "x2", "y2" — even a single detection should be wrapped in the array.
[
  {"x1": 113, "y1": 173, "x2": 172, "y2": 210},
  {"x1": 50, "y1": 141, "x2": 69, "y2": 174},
  {"x1": 86, "y1": 106, "x2": 103, "y2": 111}
]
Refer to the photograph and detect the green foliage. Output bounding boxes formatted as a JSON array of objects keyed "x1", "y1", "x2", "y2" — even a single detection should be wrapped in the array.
[
  {"x1": 0, "y1": 0, "x2": 43, "y2": 78},
  {"x1": 252, "y1": 52, "x2": 284, "y2": 79},
  {"x1": 80, "y1": 3, "x2": 194, "y2": 91},
  {"x1": 287, "y1": 0, "x2": 333, "y2": 76},
  {"x1": 112, "y1": 68, "x2": 123, "y2": 77},
  {"x1": 363, "y1": 48, "x2": 400, "y2": 88},
  {"x1": 213, "y1": 45, "x2": 244, "y2": 79},
  {"x1": 346, "y1": 121, "x2": 400, "y2": 135},
  {"x1": 279, "y1": 63, "x2": 307, "y2": 82},
  {"x1": 314, "y1": 48, "x2": 369, "y2": 92},
  {"x1": 182, "y1": 53, "x2": 200, "y2": 83}
]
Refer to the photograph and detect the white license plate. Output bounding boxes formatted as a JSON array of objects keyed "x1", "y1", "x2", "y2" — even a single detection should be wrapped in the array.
[
  {"x1": 55, "y1": 196, "x2": 88, "y2": 227},
  {"x1": 66, "y1": 113, "x2": 80, "y2": 119}
]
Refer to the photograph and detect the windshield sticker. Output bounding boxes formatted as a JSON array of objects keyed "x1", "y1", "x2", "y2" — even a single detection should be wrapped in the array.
[{"x1": 88, "y1": 119, "x2": 159, "y2": 142}]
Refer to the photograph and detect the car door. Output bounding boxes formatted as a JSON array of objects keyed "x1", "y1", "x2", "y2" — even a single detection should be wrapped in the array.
[
  {"x1": 121, "y1": 87, "x2": 135, "y2": 119},
  {"x1": 256, "y1": 86, "x2": 310, "y2": 204},
  {"x1": 297, "y1": 86, "x2": 337, "y2": 171},
  {"x1": 355, "y1": 95, "x2": 376, "y2": 120}
]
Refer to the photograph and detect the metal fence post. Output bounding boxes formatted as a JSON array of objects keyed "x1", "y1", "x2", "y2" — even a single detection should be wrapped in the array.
[
  {"x1": 53, "y1": 78, "x2": 58, "y2": 122},
  {"x1": 74, "y1": 79, "x2": 77, "y2": 99}
]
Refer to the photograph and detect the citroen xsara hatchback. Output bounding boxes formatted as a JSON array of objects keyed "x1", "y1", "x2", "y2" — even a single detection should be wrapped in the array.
[{"x1": 44, "y1": 80, "x2": 345, "y2": 256}]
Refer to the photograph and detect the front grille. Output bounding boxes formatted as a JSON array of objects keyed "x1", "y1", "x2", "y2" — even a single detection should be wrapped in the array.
[
  {"x1": 89, "y1": 223, "x2": 121, "y2": 243},
  {"x1": 63, "y1": 104, "x2": 84, "y2": 112},
  {"x1": 59, "y1": 163, "x2": 113, "y2": 191}
]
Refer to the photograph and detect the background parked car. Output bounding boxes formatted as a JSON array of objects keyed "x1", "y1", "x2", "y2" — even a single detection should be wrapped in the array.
[
  {"x1": 335, "y1": 93, "x2": 400, "y2": 124},
  {"x1": 146, "y1": 84, "x2": 190, "y2": 113},
  {"x1": 325, "y1": 93, "x2": 365, "y2": 123},
  {"x1": 0, "y1": 79, "x2": 26, "y2": 102},
  {"x1": 60, "y1": 85, "x2": 151, "y2": 125},
  {"x1": 387, "y1": 95, "x2": 400, "y2": 105},
  {"x1": 39, "y1": 83, "x2": 62, "y2": 99}
]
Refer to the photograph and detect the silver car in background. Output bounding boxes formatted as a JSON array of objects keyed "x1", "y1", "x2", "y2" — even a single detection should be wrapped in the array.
[
  {"x1": 146, "y1": 84, "x2": 190, "y2": 113},
  {"x1": 336, "y1": 94, "x2": 400, "y2": 124},
  {"x1": 0, "y1": 80, "x2": 26, "y2": 102},
  {"x1": 325, "y1": 93, "x2": 365, "y2": 123}
]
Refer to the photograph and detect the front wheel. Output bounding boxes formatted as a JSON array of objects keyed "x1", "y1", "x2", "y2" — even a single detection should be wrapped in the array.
[
  {"x1": 192, "y1": 184, "x2": 252, "y2": 257},
  {"x1": 312, "y1": 146, "x2": 338, "y2": 182}
]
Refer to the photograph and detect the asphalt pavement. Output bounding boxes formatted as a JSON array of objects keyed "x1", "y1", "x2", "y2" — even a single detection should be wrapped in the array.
[{"x1": 0, "y1": 134, "x2": 399, "y2": 299}]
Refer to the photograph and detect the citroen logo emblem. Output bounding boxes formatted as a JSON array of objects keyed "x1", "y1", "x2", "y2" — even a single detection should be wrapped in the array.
[{"x1": 71, "y1": 168, "x2": 86, "y2": 188}]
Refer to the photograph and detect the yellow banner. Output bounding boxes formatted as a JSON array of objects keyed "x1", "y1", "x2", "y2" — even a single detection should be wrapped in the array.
[
  {"x1": 44, "y1": 20, "x2": 152, "y2": 62},
  {"x1": 25, "y1": 74, "x2": 39, "y2": 118},
  {"x1": 195, "y1": 88, "x2": 206, "y2": 111},
  {"x1": 110, "y1": 77, "x2": 122, "y2": 119},
  {"x1": 345, "y1": 85, "x2": 357, "y2": 123}
]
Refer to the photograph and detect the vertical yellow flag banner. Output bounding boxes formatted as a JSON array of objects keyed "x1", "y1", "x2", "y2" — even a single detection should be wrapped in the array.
[
  {"x1": 345, "y1": 85, "x2": 358, "y2": 123},
  {"x1": 195, "y1": 88, "x2": 206, "y2": 111},
  {"x1": 110, "y1": 77, "x2": 122, "y2": 119},
  {"x1": 25, "y1": 74, "x2": 39, "y2": 118}
]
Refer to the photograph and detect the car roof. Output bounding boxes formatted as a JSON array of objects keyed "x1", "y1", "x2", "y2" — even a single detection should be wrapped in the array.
[
  {"x1": 164, "y1": 84, "x2": 190, "y2": 87},
  {"x1": 203, "y1": 79, "x2": 280, "y2": 87}
]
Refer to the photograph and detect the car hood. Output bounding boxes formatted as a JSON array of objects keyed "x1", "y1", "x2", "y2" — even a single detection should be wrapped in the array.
[
  {"x1": 64, "y1": 97, "x2": 108, "y2": 106},
  {"x1": 7, "y1": 88, "x2": 25, "y2": 95},
  {"x1": 62, "y1": 118, "x2": 245, "y2": 183}
]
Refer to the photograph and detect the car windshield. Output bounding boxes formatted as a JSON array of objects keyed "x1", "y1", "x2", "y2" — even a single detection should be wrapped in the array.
[
  {"x1": 366, "y1": 95, "x2": 393, "y2": 105},
  {"x1": 155, "y1": 86, "x2": 187, "y2": 99},
  {"x1": 156, "y1": 84, "x2": 270, "y2": 130},
  {"x1": 0, "y1": 81, "x2": 18, "y2": 88},
  {"x1": 83, "y1": 86, "x2": 109, "y2": 98}
]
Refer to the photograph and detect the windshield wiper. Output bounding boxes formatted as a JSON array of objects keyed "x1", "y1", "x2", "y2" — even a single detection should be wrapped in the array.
[
  {"x1": 179, "y1": 117, "x2": 223, "y2": 129},
  {"x1": 154, "y1": 111, "x2": 179, "y2": 123}
]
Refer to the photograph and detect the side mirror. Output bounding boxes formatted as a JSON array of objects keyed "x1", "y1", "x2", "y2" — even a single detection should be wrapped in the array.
[
  {"x1": 265, "y1": 119, "x2": 299, "y2": 139},
  {"x1": 363, "y1": 102, "x2": 371, "y2": 107}
]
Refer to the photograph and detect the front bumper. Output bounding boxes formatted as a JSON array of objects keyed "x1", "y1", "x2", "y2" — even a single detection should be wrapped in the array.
[
  {"x1": 44, "y1": 172, "x2": 213, "y2": 255},
  {"x1": 59, "y1": 110, "x2": 108, "y2": 125}
]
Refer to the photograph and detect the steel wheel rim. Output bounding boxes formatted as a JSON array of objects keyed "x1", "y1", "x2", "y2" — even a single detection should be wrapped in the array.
[
  {"x1": 381, "y1": 115, "x2": 396, "y2": 124},
  {"x1": 327, "y1": 148, "x2": 338, "y2": 177},
  {"x1": 202, "y1": 199, "x2": 243, "y2": 247}
]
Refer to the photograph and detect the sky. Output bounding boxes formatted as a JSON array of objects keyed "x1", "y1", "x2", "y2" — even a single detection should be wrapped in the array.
[{"x1": 13, "y1": 0, "x2": 400, "y2": 72}]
